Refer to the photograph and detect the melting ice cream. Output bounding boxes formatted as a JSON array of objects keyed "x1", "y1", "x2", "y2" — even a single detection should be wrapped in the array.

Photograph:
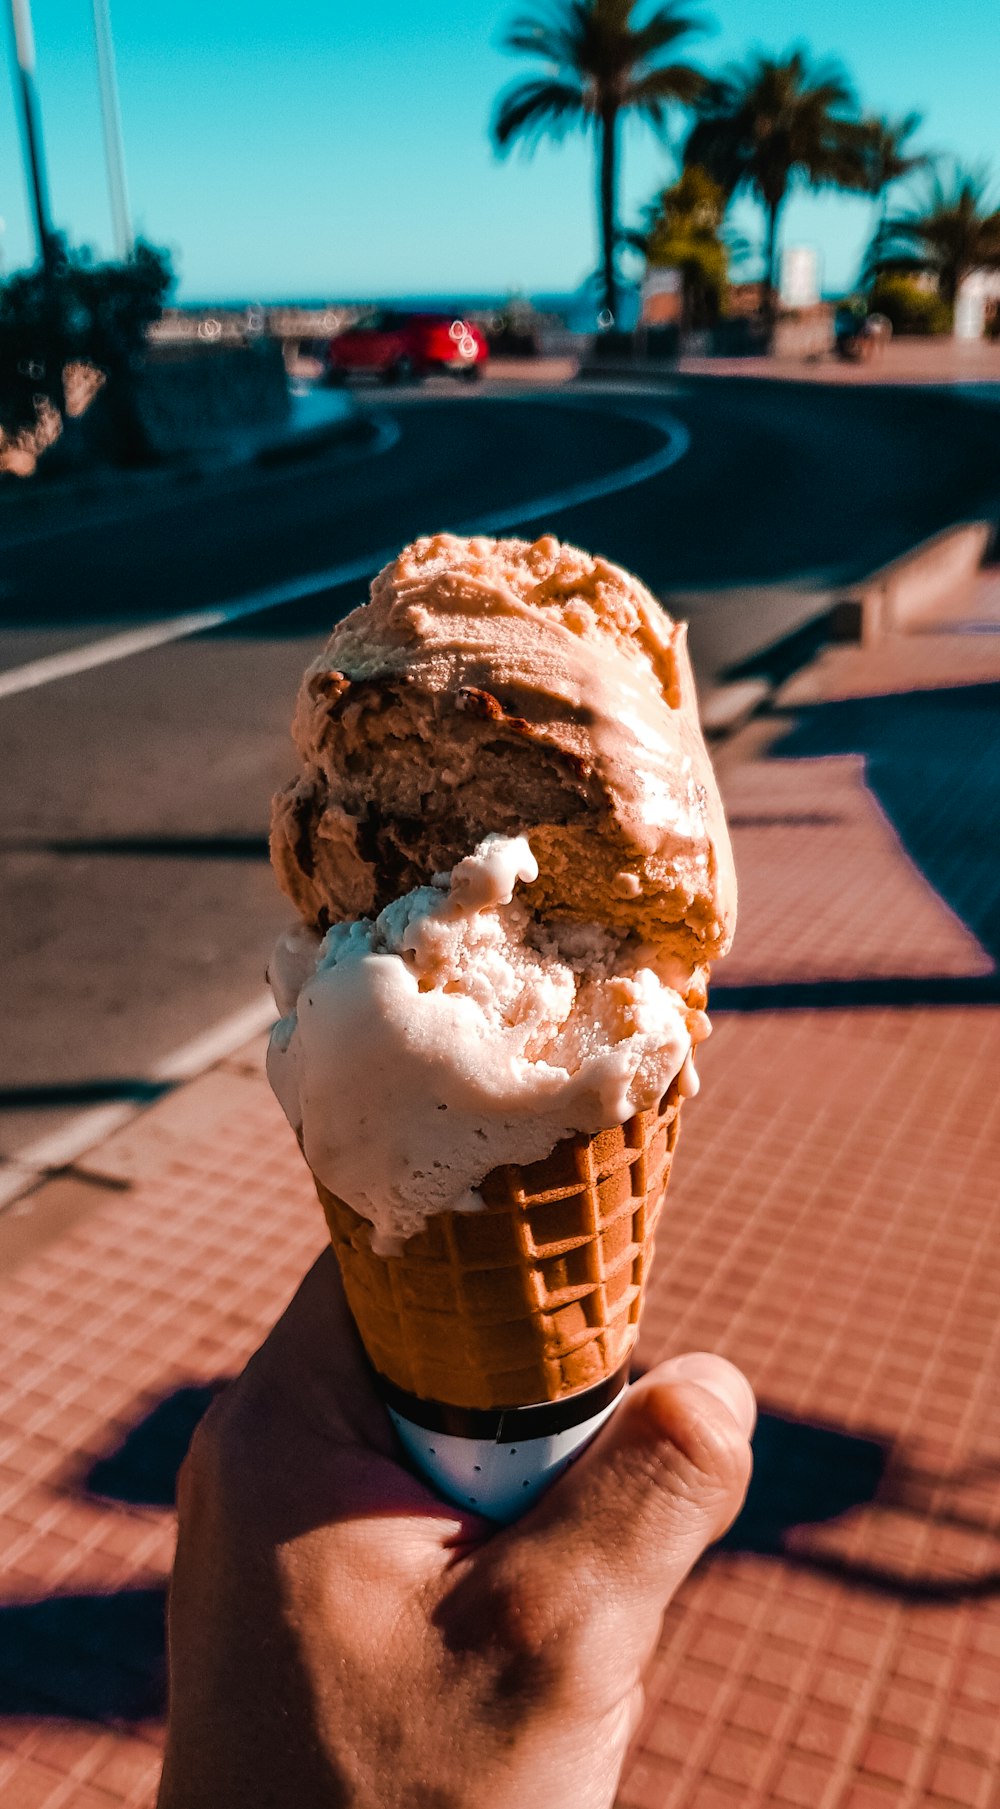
[{"x1": 268, "y1": 835, "x2": 708, "y2": 1251}]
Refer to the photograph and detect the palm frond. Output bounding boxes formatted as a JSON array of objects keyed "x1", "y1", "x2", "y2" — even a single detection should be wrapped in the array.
[
  {"x1": 856, "y1": 114, "x2": 926, "y2": 195},
  {"x1": 626, "y1": 61, "x2": 706, "y2": 119},
  {"x1": 683, "y1": 109, "x2": 749, "y2": 195},
  {"x1": 492, "y1": 76, "x2": 588, "y2": 152},
  {"x1": 869, "y1": 162, "x2": 1000, "y2": 298},
  {"x1": 628, "y1": 5, "x2": 708, "y2": 62},
  {"x1": 684, "y1": 48, "x2": 861, "y2": 206},
  {"x1": 501, "y1": 5, "x2": 589, "y2": 67}
]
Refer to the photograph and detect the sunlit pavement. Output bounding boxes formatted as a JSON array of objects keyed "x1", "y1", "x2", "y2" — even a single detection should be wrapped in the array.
[
  {"x1": 1, "y1": 571, "x2": 999, "y2": 1806},
  {"x1": 676, "y1": 336, "x2": 1000, "y2": 388}
]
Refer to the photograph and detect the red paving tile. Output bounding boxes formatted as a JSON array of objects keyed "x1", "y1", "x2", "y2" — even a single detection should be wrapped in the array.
[
  {"x1": 858, "y1": 1729, "x2": 922, "y2": 1786},
  {"x1": 841, "y1": 1785, "x2": 900, "y2": 1809},
  {"x1": 1, "y1": 622, "x2": 999, "y2": 1804},
  {"x1": 87, "y1": 1740, "x2": 164, "y2": 1803},
  {"x1": 927, "y1": 1752, "x2": 996, "y2": 1808},
  {"x1": 618, "y1": 1754, "x2": 685, "y2": 1809},
  {"x1": 1, "y1": 1755, "x2": 79, "y2": 1808},
  {"x1": 772, "y1": 1753, "x2": 838, "y2": 1807},
  {"x1": 704, "y1": 1725, "x2": 773, "y2": 1788},
  {"x1": 683, "y1": 1780, "x2": 747, "y2": 1809}
]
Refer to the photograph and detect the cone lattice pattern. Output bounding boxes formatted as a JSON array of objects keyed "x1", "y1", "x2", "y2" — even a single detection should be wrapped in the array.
[{"x1": 315, "y1": 1087, "x2": 682, "y2": 1411}]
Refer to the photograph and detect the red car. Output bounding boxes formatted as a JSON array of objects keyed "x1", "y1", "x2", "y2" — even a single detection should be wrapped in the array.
[{"x1": 325, "y1": 310, "x2": 488, "y2": 384}]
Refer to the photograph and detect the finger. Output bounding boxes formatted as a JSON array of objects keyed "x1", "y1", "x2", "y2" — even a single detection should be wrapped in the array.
[{"x1": 507, "y1": 1352, "x2": 754, "y2": 1630}]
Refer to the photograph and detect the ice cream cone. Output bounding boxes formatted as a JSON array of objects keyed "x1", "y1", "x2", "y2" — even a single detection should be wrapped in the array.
[
  {"x1": 266, "y1": 535, "x2": 736, "y2": 1518},
  {"x1": 314, "y1": 1080, "x2": 681, "y2": 1414}
]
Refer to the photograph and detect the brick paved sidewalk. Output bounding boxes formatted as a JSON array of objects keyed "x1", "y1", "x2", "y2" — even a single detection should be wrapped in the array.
[
  {"x1": 1, "y1": 583, "x2": 999, "y2": 1808},
  {"x1": 678, "y1": 338, "x2": 1000, "y2": 388}
]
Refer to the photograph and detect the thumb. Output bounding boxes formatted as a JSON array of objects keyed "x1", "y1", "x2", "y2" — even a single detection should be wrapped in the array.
[{"x1": 511, "y1": 1353, "x2": 754, "y2": 1636}]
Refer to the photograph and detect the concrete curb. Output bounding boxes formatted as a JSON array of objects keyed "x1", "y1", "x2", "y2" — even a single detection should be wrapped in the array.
[
  {"x1": 831, "y1": 521, "x2": 994, "y2": 645},
  {"x1": 695, "y1": 519, "x2": 997, "y2": 733},
  {"x1": 252, "y1": 410, "x2": 373, "y2": 467},
  {"x1": 700, "y1": 677, "x2": 773, "y2": 737}
]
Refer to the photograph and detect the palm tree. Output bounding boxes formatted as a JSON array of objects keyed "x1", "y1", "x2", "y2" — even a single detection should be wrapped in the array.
[
  {"x1": 874, "y1": 164, "x2": 1000, "y2": 309},
  {"x1": 685, "y1": 48, "x2": 865, "y2": 326},
  {"x1": 492, "y1": 0, "x2": 707, "y2": 324},
  {"x1": 640, "y1": 165, "x2": 731, "y2": 329},
  {"x1": 860, "y1": 112, "x2": 928, "y2": 229}
]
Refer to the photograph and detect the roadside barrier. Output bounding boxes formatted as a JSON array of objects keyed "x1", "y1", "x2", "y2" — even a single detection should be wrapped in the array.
[{"x1": 831, "y1": 520, "x2": 994, "y2": 644}]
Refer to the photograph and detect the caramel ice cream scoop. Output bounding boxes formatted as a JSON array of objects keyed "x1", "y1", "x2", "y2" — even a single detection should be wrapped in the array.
[{"x1": 271, "y1": 532, "x2": 736, "y2": 967}]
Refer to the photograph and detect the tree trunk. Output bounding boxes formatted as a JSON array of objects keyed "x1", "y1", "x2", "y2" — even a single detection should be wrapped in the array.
[
  {"x1": 867, "y1": 190, "x2": 889, "y2": 289},
  {"x1": 940, "y1": 262, "x2": 961, "y2": 311},
  {"x1": 598, "y1": 108, "x2": 619, "y2": 323},
  {"x1": 763, "y1": 198, "x2": 782, "y2": 348},
  {"x1": 680, "y1": 270, "x2": 692, "y2": 335}
]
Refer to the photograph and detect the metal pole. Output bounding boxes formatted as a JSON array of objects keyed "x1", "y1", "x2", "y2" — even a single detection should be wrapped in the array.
[
  {"x1": 7, "y1": 0, "x2": 54, "y2": 269},
  {"x1": 5, "y1": 0, "x2": 66, "y2": 419},
  {"x1": 91, "y1": 0, "x2": 131, "y2": 259}
]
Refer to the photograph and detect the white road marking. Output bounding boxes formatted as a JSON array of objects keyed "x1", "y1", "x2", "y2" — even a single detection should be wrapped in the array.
[
  {"x1": 155, "y1": 991, "x2": 276, "y2": 1081},
  {"x1": 0, "y1": 402, "x2": 690, "y2": 702},
  {"x1": 0, "y1": 992, "x2": 277, "y2": 1212}
]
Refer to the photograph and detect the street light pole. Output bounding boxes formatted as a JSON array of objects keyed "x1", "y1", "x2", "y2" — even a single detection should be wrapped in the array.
[
  {"x1": 5, "y1": 0, "x2": 67, "y2": 419},
  {"x1": 6, "y1": 0, "x2": 55, "y2": 271},
  {"x1": 91, "y1": 0, "x2": 131, "y2": 259}
]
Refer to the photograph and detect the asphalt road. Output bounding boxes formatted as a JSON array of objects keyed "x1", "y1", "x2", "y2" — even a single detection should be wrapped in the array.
[{"x1": 2, "y1": 375, "x2": 999, "y2": 1174}]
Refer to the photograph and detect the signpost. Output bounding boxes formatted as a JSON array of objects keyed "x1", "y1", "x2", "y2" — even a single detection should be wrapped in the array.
[
  {"x1": 92, "y1": 0, "x2": 132, "y2": 258},
  {"x1": 6, "y1": 0, "x2": 55, "y2": 271}
]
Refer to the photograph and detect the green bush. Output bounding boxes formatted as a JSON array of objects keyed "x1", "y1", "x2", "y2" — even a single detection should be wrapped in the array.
[
  {"x1": 870, "y1": 273, "x2": 952, "y2": 336},
  {"x1": 0, "y1": 236, "x2": 173, "y2": 458}
]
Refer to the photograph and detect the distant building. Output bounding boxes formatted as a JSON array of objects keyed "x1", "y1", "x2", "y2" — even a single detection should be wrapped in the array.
[
  {"x1": 780, "y1": 247, "x2": 820, "y2": 310},
  {"x1": 954, "y1": 270, "x2": 1000, "y2": 340},
  {"x1": 726, "y1": 280, "x2": 766, "y2": 318},
  {"x1": 640, "y1": 268, "x2": 682, "y2": 325}
]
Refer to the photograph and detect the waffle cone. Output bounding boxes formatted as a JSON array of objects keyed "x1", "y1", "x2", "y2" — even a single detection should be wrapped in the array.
[{"x1": 314, "y1": 1084, "x2": 682, "y2": 1412}]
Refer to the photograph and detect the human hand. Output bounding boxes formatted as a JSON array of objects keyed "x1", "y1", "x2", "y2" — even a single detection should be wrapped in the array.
[{"x1": 158, "y1": 1248, "x2": 754, "y2": 1809}]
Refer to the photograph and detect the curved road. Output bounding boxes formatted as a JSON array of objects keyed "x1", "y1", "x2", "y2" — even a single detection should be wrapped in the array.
[{"x1": 1, "y1": 376, "x2": 998, "y2": 1172}]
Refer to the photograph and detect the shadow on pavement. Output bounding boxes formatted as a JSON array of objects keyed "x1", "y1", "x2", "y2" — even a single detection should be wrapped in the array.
[
  {"x1": 86, "y1": 1382, "x2": 227, "y2": 1508},
  {"x1": 0, "y1": 1588, "x2": 166, "y2": 1720},
  {"x1": 0, "y1": 1079, "x2": 171, "y2": 1109},
  {"x1": 0, "y1": 1387, "x2": 223, "y2": 1723},
  {"x1": 723, "y1": 1411, "x2": 886, "y2": 1555},
  {"x1": 724, "y1": 1415, "x2": 1000, "y2": 1605},
  {"x1": 0, "y1": 834, "x2": 270, "y2": 861},
  {"x1": 774, "y1": 680, "x2": 1000, "y2": 967},
  {"x1": 713, "y1": 974, "x2": 1000, "y2": 1010}
]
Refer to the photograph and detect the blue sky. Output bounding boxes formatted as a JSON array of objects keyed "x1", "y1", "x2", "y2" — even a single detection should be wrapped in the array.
[{"x1": 0, "y1": 0, "x2": 995, "y2": 301}]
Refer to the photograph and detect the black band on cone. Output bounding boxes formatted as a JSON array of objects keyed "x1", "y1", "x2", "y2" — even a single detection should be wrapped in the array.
[{"x1": 375, "y1": 1360, "x2": 631, "y2": 1443}]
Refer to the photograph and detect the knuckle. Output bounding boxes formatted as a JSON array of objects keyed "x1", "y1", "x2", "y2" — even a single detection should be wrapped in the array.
[
  {"x1": 479, "y1": 1565, "x2": 557, "y2": 1664},
  {"x1": 444, "y1": 1559, "x2": 574, "y2": 1709},
  {"x1": 631, "y1": 1381, "x2": 754, "y2": 1530}
]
